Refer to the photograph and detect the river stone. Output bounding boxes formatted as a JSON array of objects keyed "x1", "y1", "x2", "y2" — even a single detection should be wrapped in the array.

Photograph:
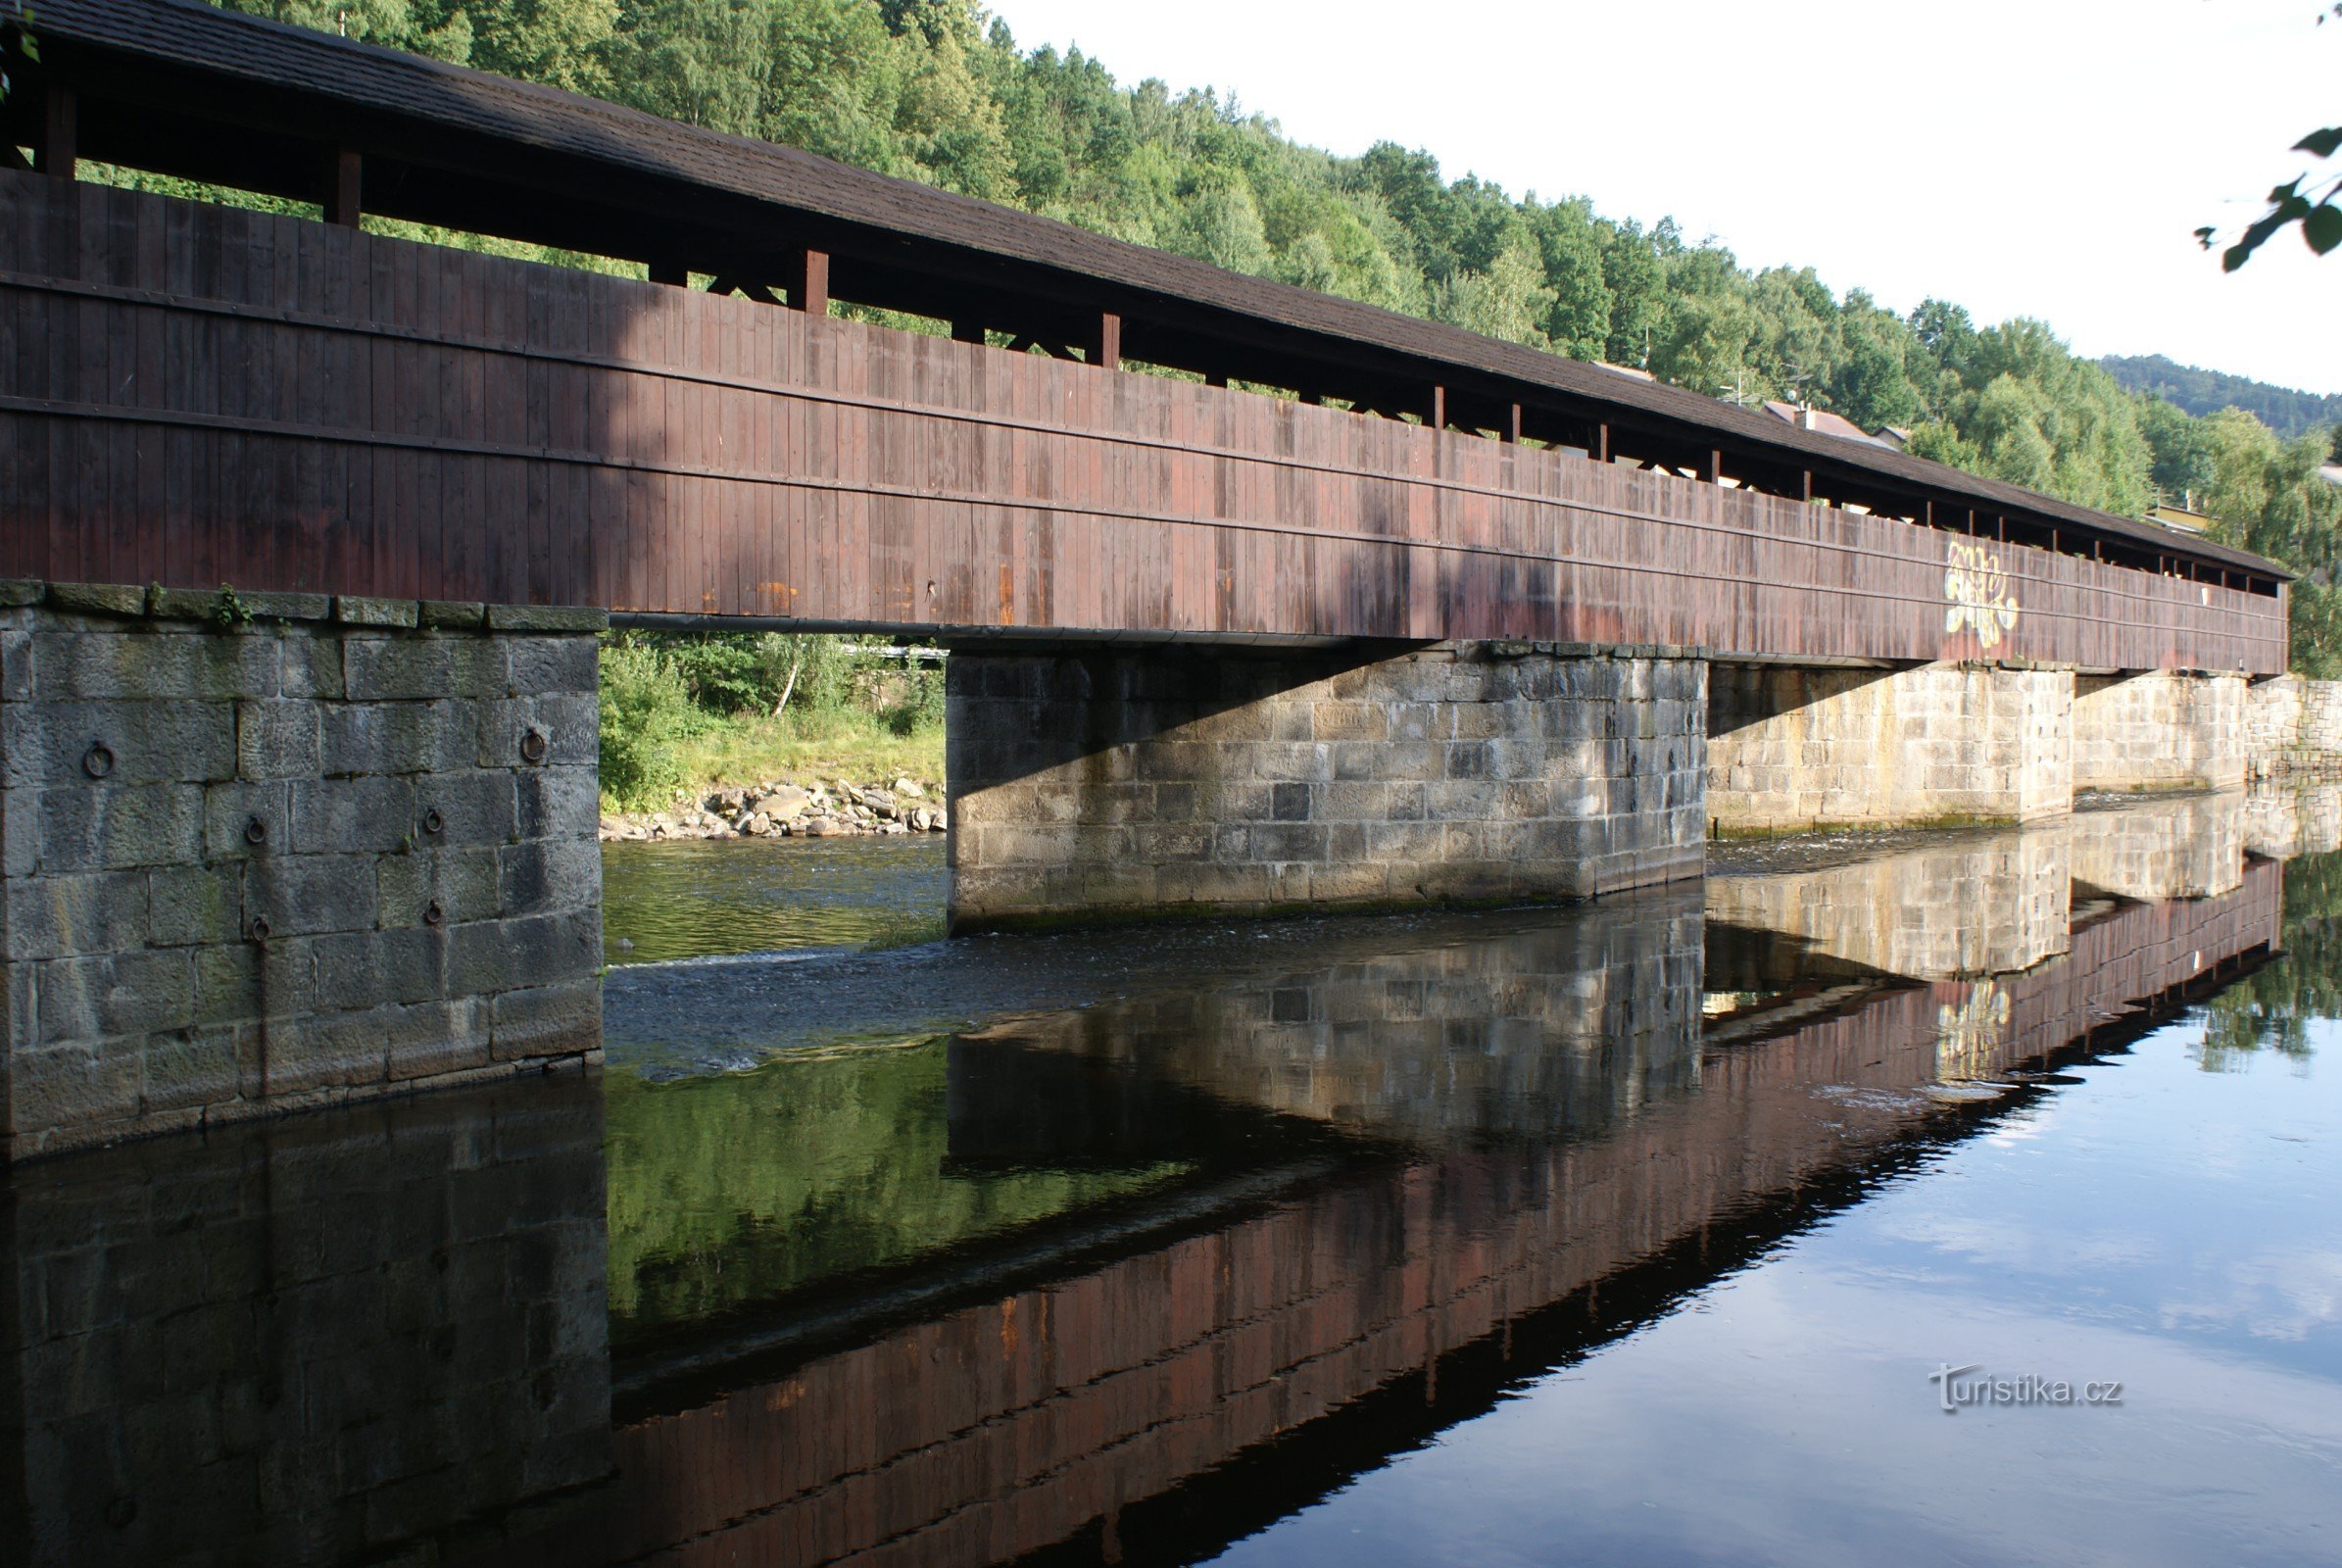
[{"x1": 753, "y1": 787, "x2": 811, "y2": 820}]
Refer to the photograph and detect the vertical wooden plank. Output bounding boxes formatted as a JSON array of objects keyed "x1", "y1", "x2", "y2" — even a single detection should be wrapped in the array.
[{"x1": 326, "y1": 148, "x2": 363, "y2": 228}]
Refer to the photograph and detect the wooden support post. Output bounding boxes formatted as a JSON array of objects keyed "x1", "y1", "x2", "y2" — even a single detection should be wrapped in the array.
[
  {"x1": 1594, "y1": 422, "x2": 1611, "y2": 463},
  {"x1": 1088, "y1": 312, "x2": 1121, "y2": 370},
  {"x1": 36, "y1": 86, "x2": 75, "y2": 179},
  {"x1": 1801, "y1": 469, "x2": 1814, "y2": 503},
  {"x1": 326, "y1": 147, "x2": 364, "y2": 228},
  {"x1": 951, "y1": 320, "x2": 985, "y2": 345},
  {"x1": 649, "y1": 262, "x2": 688, "y2": 287},
  {"x1": 1698, "y1": 448, "x2": 1721, "y2": 484},
  {"x1": 1995, "y1": 514, "x2": 2006, "y2": 544},
  {"x1": 1504, "y1": 403, "x2": 1522, "y2": 444},
  {"x1": 782, "y1": 247, "x2": 829, "y2": 316},
  {"x1": 1430, "y1": 384, "x2": 1445, "y2": 430}
]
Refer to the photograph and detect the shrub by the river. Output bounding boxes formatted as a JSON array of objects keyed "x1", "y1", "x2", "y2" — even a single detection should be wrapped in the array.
[
  {"x1": 598, "y1": 631, "x2": 947, "y2": 809},
  {"x1": 598, "y1": 638, "x2": 700, "y2": 811}
]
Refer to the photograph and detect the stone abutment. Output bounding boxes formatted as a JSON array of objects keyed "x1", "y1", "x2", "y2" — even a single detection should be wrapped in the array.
[{"x1": 0, "y1": 582, "x2": 605, "y2": 1160}]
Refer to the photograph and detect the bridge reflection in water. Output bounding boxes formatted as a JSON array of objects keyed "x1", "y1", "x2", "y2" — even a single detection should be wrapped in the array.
[{"x1": 0, "y1": 794, "x2": 2314, "y2": 1568}]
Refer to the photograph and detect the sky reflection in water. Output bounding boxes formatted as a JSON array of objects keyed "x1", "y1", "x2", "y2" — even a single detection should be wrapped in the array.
[{"x1": 1208, "y1": 1026, "x2": 2342, "y2": 1568}]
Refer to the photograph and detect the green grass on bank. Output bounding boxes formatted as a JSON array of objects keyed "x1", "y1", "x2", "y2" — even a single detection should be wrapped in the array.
[
  {"x1": 599, "y1": 631, "x2": 946, "y2": 812},
  {"x1": 669, "y1": 709, "x2": 944, "y2": 799}
]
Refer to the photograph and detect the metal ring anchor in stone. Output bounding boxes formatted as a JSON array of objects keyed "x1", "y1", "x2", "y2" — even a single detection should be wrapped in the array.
[
  {"x1": 423, "y1": 900, "x2": 444, "y2": 927},
  {"x1": 248, "y1": 915, "x2": 271, "y2": 943},
  {"x1": 244, "y1": 816, "x2": 268, "y2": 846},
  {"x1": 421, "y1": 808, "x2": 445, "y2": 835},
  {"x1": 82, "y1": 741, "x2": 115, "y2": 778},
  {"x1": 519, "y1": 727, "x2": 548, "y2": 764}
]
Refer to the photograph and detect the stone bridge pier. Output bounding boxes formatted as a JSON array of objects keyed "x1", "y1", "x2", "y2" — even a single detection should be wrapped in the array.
[
  {"x1": 943, "y1": 643, "x2": 1707, "y2": 934},
  {"x1": 2071, "y1": 670, "x2": 2245, "y2": 794},
  {"x1": 1705, "y1": 662, "x2": 2075, "y2": 835},
  {"x1": 0, "y1": 584, "x2": 2282, "y2": 1156}
]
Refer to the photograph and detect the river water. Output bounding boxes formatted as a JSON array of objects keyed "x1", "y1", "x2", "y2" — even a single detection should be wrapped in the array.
[{"x1": 7, "y1": 789, "x2": 2342, "y2": 1566}]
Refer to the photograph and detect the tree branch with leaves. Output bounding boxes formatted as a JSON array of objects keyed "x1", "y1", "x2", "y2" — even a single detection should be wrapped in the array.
[
  {"x1": 2199, "y1": 3, "x2": 2340, "y2": 268},
  {"x1": 0, "y1": 3, "x2": 37, "y2": 108}
]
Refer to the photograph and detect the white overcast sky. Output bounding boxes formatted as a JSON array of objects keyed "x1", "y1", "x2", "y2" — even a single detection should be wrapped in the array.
[{"x1": 988, "y1": 0, "x2": 2340, "y2": 395}]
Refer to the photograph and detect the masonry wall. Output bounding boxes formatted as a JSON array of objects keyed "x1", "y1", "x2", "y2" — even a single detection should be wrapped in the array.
[
  {"x1": 946, "y1": 643, "x2": 1707, "y2": 933},
  {"x1": 0, "y1": 1071, "x2": 610, "y2": 1566},
  {"x1": 0, "y1": 582, "x2": 606, "y2": 1160},
  {"x1": 2246, "y1": 674, "x2": 2342, "y2": 777},
  {"x1": 2072, "y1": 671, "x2": 2244, "y2": 792},
  {"x1": 1706, "y1": 662, "x2": 2074, "y2": 834}
]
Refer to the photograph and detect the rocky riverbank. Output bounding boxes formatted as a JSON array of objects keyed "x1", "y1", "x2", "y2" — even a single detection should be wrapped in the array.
[{"x1": 599, "y1": 776, "x2": 949, "y2": 842}]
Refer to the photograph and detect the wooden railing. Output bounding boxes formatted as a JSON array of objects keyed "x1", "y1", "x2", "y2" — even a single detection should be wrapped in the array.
[{"x1": 0, "y1": 172, "x2": 2289, "y2": 673}]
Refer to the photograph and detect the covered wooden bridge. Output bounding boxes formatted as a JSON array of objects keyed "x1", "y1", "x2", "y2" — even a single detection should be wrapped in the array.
[
  {"x1": 0, "y1": 0, "x2": 2289, "y2": 672},
  {"x1": 0, "y1": 0, "x2": 2305, "y2": 1158}
]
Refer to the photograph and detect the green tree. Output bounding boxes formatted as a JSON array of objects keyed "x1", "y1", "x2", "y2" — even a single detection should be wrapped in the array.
[
  {"x1": 1434, "y1": 238, "x2": 1555, "y2": 349},
  {"x1": 1523, "y1": 198, "x2": 1613, "y2": 360},
  {"x1": 1166, "y1": 168, "x2": 1273, "y2": 274}
]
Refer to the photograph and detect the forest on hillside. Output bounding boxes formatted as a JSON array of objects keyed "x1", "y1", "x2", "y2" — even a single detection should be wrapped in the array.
[
  {"x1": 206, "y1": 0, "x2": 2342, "y2": 670},
  {"x1": 2102, "y1": 356, "x2": 2342, "y2": 446}
]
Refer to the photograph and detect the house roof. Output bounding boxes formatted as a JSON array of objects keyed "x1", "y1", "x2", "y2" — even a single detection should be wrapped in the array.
[{"x1": 1760, "y1": 401, "x2": 1896, "y2": 448}]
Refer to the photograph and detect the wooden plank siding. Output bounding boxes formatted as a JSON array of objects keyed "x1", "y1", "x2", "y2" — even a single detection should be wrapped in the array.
[{"x1": 0, "y1": 173, "x2": 2290, "y2": 674}]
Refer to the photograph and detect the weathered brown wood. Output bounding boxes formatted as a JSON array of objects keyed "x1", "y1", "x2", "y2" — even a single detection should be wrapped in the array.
[
  {"x1": 1090, "y1": 312, "x2": 1120, "y2": 371},
  {"x1": 36, "y1": 86, "x2": 75, "y2": 179},
  {"x1": 3, "y1": 0, "x2": 2277, "y2": 587},
  {"x1": 0, "y1": 173, "x2": 2288, "y2": 675},
  {"x1": 326, "y1": 147, "x2": 362, "y2": 227},
  {"x1": 783, "y1": 247, "x2": 828, "y2": 316}
]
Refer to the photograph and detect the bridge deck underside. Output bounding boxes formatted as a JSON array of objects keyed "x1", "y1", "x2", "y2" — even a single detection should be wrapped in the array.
[{"x1": 0, "y1": 174, "x2": 2288, "y2": 675}]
